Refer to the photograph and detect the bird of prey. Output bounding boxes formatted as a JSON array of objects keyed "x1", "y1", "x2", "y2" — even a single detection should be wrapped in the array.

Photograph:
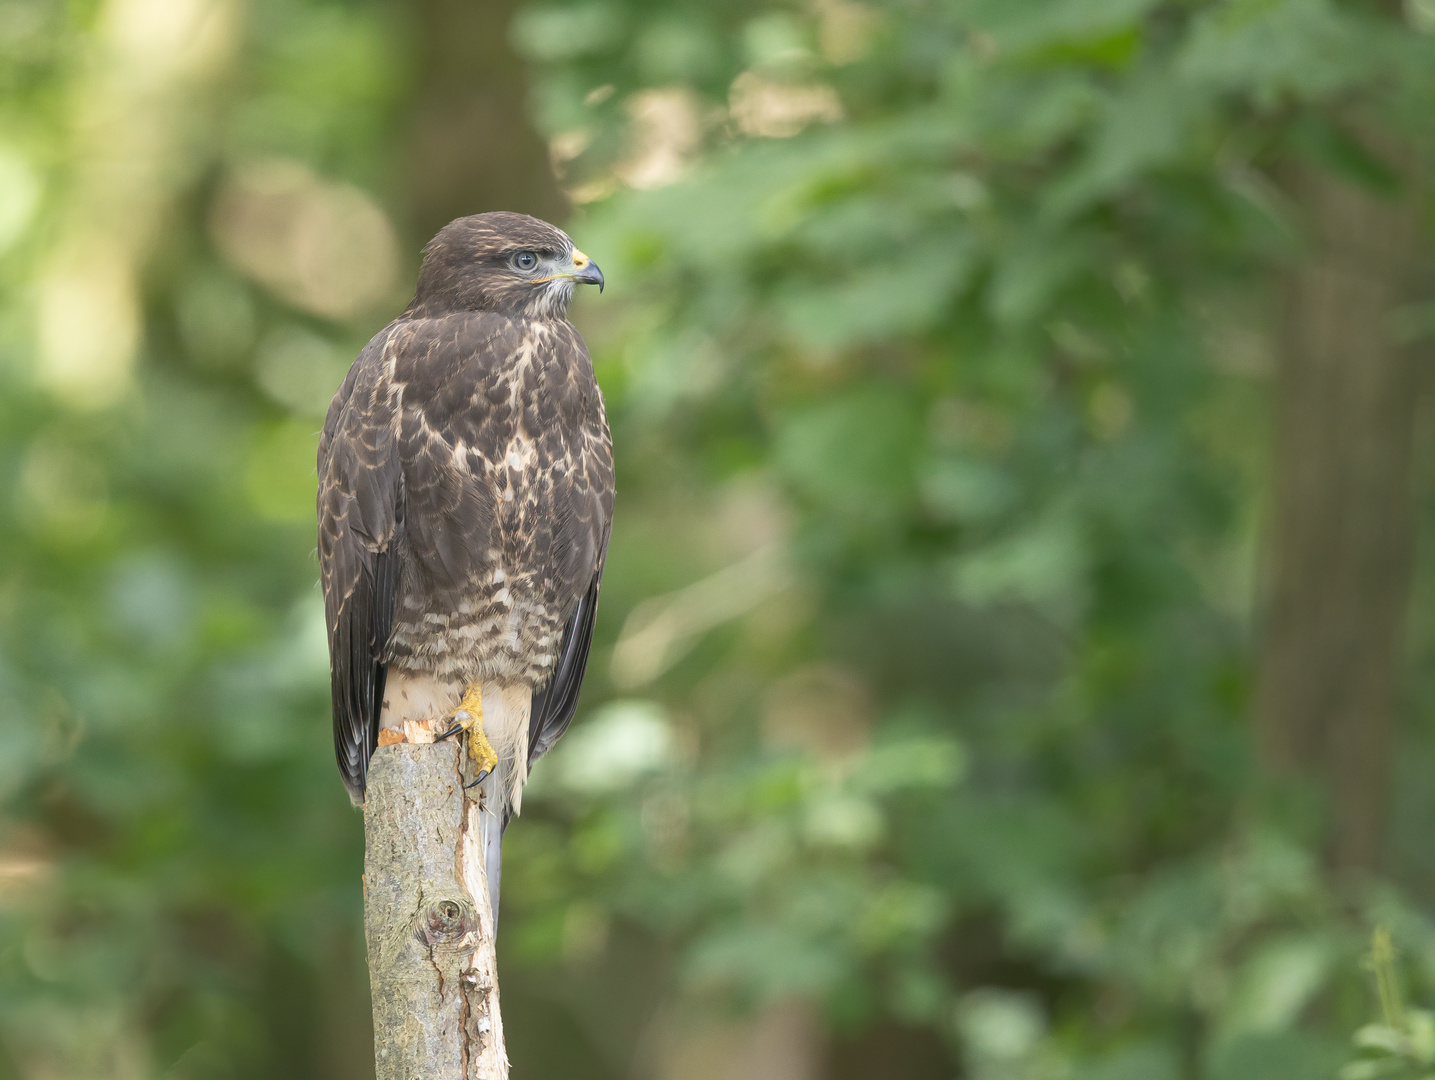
[{"x1": 317, "y1": 212, "x2": 613, "y2": 917}]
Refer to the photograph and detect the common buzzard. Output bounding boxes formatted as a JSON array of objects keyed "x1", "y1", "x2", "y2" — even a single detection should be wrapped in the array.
[{"x1": 317, "y1": 212, "x2": 613, "y2": 916}]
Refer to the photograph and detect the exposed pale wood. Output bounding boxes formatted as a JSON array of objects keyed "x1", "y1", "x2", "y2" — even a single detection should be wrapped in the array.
[{"x1": 364, "y1": 737, "x2": 507, "y2": 1079}]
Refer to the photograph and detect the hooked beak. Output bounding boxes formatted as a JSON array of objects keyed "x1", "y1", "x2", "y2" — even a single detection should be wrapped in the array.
[{"x1": 570, "y1": 248, "x2": 605, "y2": 292}]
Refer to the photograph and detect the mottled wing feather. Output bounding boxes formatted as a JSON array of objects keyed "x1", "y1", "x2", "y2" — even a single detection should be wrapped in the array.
[
  {"x1": 320, "y1": 308, "x2": 613, "y2": 806},
  {"x1": 318, "y1": 330, "x2": 401, "y2": 803},
  {"x1": 393, "y1": 322, "x2": 511, "y2": 601},
  {"x1": 525, "y1": 344, "x2": 615, "y2": 770},
  {"x1": 528, "y1": 525, "x2": 610, "y2": 769}
]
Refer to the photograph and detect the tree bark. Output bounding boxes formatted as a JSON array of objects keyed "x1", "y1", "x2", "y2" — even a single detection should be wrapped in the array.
[
  {"x1": 1254, "y1": 144, "x2": 1428, "y2": 874},
  {"x1": 402, "y1": 0, "x2": 567, "y2": 241},
  {"x1": 364, "y1": 736, "x2": 507, "y2": 1078}
]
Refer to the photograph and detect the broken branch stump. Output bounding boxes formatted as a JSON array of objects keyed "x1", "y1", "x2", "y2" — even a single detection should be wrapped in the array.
[{"x1": 364, "y1": 735, "x2": 507, "y2": 1079}]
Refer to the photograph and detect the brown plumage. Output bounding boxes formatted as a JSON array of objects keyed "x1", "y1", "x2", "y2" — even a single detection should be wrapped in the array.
[{"x1": 317, "y1": 212, "x2": 613, "y2": 910}]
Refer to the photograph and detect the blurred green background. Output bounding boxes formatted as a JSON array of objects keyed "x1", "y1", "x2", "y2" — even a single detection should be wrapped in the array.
[{"x1": 3, "y1": 0, "x2": 1435, "y2": 1077}]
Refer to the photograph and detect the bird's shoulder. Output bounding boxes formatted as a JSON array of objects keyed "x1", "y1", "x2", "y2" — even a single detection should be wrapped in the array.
[
  {"x1": 390, "y1": 311, "x2": 596, "y2": 420},
  {"x1": 319, "y1": 323, "x2": 402, "y2": 471},
  {"x1": 319, "y1": 311, "x2": 518, "y2": 455},
  {"x1": 389, "y1": 310, "x2": 554, "y2": 379}
]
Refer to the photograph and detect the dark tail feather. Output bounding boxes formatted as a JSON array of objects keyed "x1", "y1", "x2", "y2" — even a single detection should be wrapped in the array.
[{"x1": 478, "y1": 772, "x2": 503, "y2": 927}]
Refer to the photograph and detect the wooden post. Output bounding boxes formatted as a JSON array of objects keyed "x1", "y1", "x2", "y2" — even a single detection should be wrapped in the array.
[{"x1": 363, "y1": 733, "x2": 507, "y2": 1078}]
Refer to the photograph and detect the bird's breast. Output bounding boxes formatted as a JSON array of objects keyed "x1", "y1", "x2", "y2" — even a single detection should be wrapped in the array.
[{"x1": 388, "y1": 551, "x2": 570, "y2": 681}]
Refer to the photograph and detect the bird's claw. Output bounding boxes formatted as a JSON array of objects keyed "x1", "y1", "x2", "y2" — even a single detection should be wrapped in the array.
[
  {"x1": 449, "y1": 685, "x2": 499, "y2": 780},
  {"x1": 463, "y1": 768, "x2": 491, "y2": 790},
  {"x1": 435, "y1": 724, "x2": 464, "y2": 742}
]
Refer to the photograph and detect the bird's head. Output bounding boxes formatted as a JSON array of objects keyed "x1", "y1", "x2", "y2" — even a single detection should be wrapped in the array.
[{"x1": 410, "y1": 211, "x2": 605, "y2": 320}]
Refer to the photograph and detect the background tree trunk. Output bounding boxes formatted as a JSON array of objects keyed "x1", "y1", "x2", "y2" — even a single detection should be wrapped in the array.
[
  {"x1": 1254, "y1": 144, "x2": 1428, "y2": 874},
  {"x1": 402, "y1": 0, "x2": 567, "y2": 240},
  {"x1": 364, "y1": 737, "x2": 507, "y2": 1079}
]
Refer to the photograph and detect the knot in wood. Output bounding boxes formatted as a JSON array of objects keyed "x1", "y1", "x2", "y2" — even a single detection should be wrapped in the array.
[{"x1": 413, "y1": 895, "x2": 475, "y2": 947}]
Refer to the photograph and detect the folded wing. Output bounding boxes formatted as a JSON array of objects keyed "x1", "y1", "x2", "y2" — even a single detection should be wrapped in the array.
[{"x1": 318, "y1": 332, "x2": 402, "y2": 803}]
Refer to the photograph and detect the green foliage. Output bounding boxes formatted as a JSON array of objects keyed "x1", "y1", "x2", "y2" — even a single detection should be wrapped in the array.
[
  {"x1": 513, "y1": 0, "x2": 1435, "y2": 1073},
  {"x1": 0, "y1": 1, "x2": 402, "y2": 1075},
  {"x1": 1344, "y1": 929, "x2": 1435, "y2": 1080}
]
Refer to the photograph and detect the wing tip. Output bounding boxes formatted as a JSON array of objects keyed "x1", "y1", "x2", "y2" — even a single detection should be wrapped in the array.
[
  {"x1": 343, "y1": 777, "x2": 366, "y2": 807},
  {"x1": 336, "y1": 736, "x2": 370, "y2": 805}
]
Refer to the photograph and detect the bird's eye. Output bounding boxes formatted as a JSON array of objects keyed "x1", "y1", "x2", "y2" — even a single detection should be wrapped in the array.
[{"x1": 513, "y1": 251, "x2": 538, "y2": 271}]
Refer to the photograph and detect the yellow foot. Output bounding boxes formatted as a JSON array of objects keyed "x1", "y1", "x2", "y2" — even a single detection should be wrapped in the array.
[{"x1": 453, "y1": 683, "x2": 499, "y2": 779}]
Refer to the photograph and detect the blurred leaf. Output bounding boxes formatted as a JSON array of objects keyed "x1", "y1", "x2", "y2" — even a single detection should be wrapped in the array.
[
  {"x1": 1220, "y1": 934, "x2": 1332, "y2": 1036},
  {"x1": 775, "y1": 388, "x2": 921, "y2": 519},
  {"x1": 778, "y1": 236, "x2": 977, "y2": 347},
  {"x1": 851, "y1": 736, "x2": 967, "y2": 793},
  {"x1": 1208, "y1": 1031, "x2": 1346, "y2": 1080}
]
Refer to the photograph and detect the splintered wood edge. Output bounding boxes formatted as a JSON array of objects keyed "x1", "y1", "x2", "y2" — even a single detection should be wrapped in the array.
[{"x1": 376, "y1": 717, "x2": 446, "y2": 746}]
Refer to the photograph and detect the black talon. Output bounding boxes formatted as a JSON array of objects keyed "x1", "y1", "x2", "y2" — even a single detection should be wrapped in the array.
[
  {"x1": 435, "y1": 724, "x2": 464, "y2": 742},
  {"x1": 464, "y1": 768, "x2": 491, "y2": 789}
]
